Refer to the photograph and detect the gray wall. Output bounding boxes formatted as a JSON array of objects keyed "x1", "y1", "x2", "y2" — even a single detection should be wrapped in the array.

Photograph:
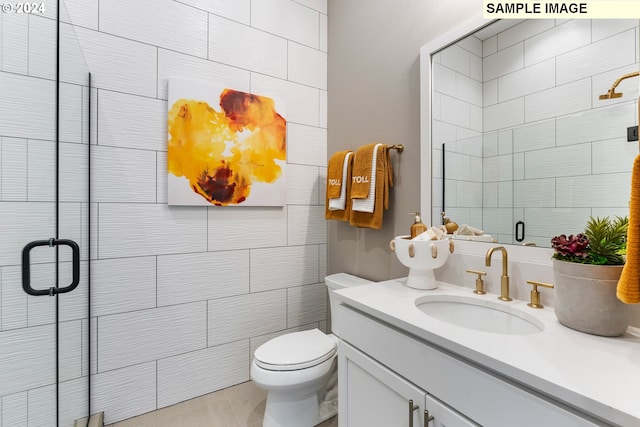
[{"x1": 327, "y1": 0, "x2": 481, "y2": 281}]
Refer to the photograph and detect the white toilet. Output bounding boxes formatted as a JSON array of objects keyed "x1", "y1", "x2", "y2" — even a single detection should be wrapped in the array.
[{"x1": 250, "y1": 273, "x2": 372, "y2": 427}]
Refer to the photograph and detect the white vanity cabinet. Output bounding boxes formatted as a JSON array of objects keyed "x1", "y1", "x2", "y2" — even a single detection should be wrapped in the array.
[
  {"x1": 339, "y1": 340, "x2": 479, "y2": 427},
  {"x1": 335, "y1": 300, "x2": 608, "y2": 427}
]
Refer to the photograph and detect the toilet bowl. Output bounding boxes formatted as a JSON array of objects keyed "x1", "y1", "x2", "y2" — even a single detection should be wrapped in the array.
[{"x1": 250, "y1": 273, "x2": 372, "y2": 427}]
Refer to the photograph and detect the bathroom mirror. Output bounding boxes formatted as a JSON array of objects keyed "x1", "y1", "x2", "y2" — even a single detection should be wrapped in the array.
[{"x1": 421, "y1": 17, "x2": 639, "y2": 248}]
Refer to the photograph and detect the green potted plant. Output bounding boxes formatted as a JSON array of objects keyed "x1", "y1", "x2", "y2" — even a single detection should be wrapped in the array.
[{"x1": 550, "y1": 216, "x2": 630, "y2": 336}]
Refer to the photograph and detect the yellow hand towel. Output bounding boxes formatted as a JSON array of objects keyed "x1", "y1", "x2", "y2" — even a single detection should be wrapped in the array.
[
  {"x1": 350, "y1": 143, "x2": 378, "y2": 199},
  {"x1": 327, "y1": 150, "x2": 351, "y2": 199},
  {"x1": 325, "y1": 153, "x2": 353, "y2": 222},
  {"x1": 617, "y1": 154, "x2": 640, "y2": 304},
  {"x1": 349, "y1": 145, "x2": 393, "y2": 229}
]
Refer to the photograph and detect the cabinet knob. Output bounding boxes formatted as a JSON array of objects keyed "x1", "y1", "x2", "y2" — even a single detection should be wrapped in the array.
[
  {"x1": 526, "y1": 280, "x2": 554, "y2": 309},
  {"x1": 466, "y1": 269, "x2": 487, "y2": 295},
  {"x1": 408, "y1": 399, "x2": 418, "y2": 427}
]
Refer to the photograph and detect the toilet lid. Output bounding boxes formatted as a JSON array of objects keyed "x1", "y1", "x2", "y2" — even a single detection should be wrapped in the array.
[{"x1": 254, "y1": 329, "x2": 337, "y2": 371}]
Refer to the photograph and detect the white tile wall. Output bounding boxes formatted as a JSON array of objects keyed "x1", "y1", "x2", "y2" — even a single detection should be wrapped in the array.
[
  {"x1": 207, "y1": 290, "x2": 287, "y2": 346},
  {"x1": 1, "y1": 138, "x2": 26, "y2": 201},
  {"x1": 252, "y1": 0, "x2": 320, "y2": 48},
  {"x1": 2, "y1": 392, "x2": 28, "y2": 427},
  {"x1": 158, "y1": 49, "x2": 250, "y2": 101},
  {"x1": 295, "y1": 0, "x2": 327, "y2": 14},
  {"x1": 91, "y1": 257, "x2": 157, "y2": 317},
  {"x1": 524, "y1": 20, "x2": 591, "y2": 67},
  {"x1": 497, "y1": 19, "x2": 554, "y2": 51},
  {"x1": 250, "y1": 245, "x2": 320, "y2": 292},
  {"x1": 557, "y1": 173, "x2": 631, "y2": 208},
  {"x1": 556, "y1": 29, "x2": 636, "y2": 86},
  {"x1": 0, "y1": 324, "x2": 55, "y2": 395},
  {"x1": 71, "y1": 27, "x2": 158, "y2": 97},
  {"x1": 156, "y1": 251, "x2": 250, "y2": 306},
  {"x1": 92, "y1": 362, "x2": 157, "y2": 425},
  {"x1": 483, "y1": 43, "x2": 523, "y2": 81},
  {"x1": 1, "y1": 0, "x2": 329, "y2": 423},
  {"x1": 484, "y1": 98, "x2": 525, "y2": 132},
  {"x1": 97, "y1": 90, "x2": 167, "y2": 151},
  {"x1": 100, "y1": 0, "x2": 209, "y2": 58},
  {"x1": 288, "y1": 205, "x2": 327, "y2": 245},
  {"x1": 525, "y1": 78, "x2": 592, "y2": 123},
  {"x1": 92, "y1": 145, "x2": 157, "y2": 203},
  {"x1": 556, "y1": 102, "x2": 634, "y2": 146},
  {"x1": 251, "y1": 72, "x2": 321, "y2": 127},
  {"x1": 60, "y1": 0, "x2": 99, "y2": 29},
  {"x1": 440, "y1": 44, "x2": 473, "y2": 76},
  {"x1": 98, "y1": 302, "x2": 207, "y2": 372},
  {"x1": 28, "y1": 384, "x2": 57, "y2": 427},
  {"x1": 285, "y1": 164, "x2": 321, "y2": 205},
  {"x1": 592, "y1": 19, "x2": 638, "y2": 41},
  {"x1": 288, "y1": 41, "x2": 327, "y2": 90},
  {"x1": 209, "y1": 14, "x2": 287, "y2": 79},
  {"x1": 498, "y1": 58, "x2": 554, "y2": 103},
  {"x1": 513, "y1": 178, "x2": 555, "y2": 208},
  {"x1": 28, "y1": 15, "x2": 56, "y2": 80},
  {"x1": 287, "y1": 282, "x2": 327, "y2": 327},
  {"x1": 207, "y1": 207, "x2": 288, "y2": 251},
  {"x1": 524, "y1": 144, "x2": 591, "y2": 180},
  {"x1": 98, "y1": 204, "x2": 208, "y2": 258},
  {"x1": 179, "y1": 0, "x2": 251, "y2": 24},
  {"x1": 0, "y1": 73, "x2": 56, "y2": 141},
  {"x1": 157, "y1": 340, "x2": 249, "y2": 408},
  {"x1": 287, "y1": 123, "x2": 328, "y2": 166},
  {"x1": 513, "y1": 120, "x2": 555, "y2": 153},
  {"x1": 1, "y1": 13, "x2": 28, "y2": 74}
]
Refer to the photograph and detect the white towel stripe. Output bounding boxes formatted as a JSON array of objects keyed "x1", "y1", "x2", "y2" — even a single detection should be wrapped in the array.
[{"x1": 328, "y1": 152, "x2": 352, "y2": 211}]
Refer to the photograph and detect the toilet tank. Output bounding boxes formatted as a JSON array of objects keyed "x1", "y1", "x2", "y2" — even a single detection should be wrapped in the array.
[{"x1": 325, "y1": 273, "x2": 372, "y2": 336}]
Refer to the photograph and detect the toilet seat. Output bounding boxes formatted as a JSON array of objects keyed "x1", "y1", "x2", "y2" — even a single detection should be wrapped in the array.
[{"x1": 254, "y1": 329, "x2": 337, "y2": 371}]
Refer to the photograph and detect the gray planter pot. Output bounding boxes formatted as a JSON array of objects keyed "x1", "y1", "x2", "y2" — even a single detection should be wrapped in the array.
[{"x1": 552, "y1": 259, "x2": 630, "y2": 337}]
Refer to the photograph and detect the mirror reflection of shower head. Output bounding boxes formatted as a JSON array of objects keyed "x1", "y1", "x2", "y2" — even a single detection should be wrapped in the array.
[{"x1": 599, "y1": 71, "x2": 640, "y2": 100}]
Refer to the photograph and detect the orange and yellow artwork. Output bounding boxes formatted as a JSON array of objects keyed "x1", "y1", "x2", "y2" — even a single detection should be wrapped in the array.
[{"x1": 167, "y1": 79, "x2": 286, "y2": 206}]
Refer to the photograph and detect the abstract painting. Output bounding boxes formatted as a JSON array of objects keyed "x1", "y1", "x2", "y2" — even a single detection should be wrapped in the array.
[{"x1": 167, "y1": 78, "x2": 286, "y2": 206}]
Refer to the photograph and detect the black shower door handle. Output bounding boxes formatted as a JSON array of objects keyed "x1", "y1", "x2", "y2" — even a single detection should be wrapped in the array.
[
  {"x1": 515, "y1": 221, "x2": 525, "y2": 242},
  {"x1": 22, "y1": 238, "x2": 80, "y2": 296}
]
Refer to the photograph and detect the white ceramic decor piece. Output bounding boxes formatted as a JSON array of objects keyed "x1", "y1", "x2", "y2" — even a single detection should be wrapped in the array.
[{"x1": 391, "y1": 236, "x2": 453, "y2": 290}]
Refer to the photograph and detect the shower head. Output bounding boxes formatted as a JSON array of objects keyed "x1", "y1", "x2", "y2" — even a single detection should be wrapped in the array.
[
  {"x1": 599, "y1": 71, "x2": 639, "y2": 100},
  {"x1": 599, "y1": 89, "x2": 623, "y2": 100}
]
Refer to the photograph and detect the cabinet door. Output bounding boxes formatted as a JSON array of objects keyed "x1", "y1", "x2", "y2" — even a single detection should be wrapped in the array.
[
  {"x1": 425, "y1": 395, "x2": 480, "y2": 427},
  {"x1": 339, "y1": 341, "x2": 426, "y2": 427}
]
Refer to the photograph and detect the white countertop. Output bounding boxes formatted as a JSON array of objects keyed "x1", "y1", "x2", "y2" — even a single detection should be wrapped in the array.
[{"x1": 334, "y1": 278, "x2": 640, "y2": 427}]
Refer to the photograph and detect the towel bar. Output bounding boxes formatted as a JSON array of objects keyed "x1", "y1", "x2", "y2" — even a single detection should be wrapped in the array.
[{"x1": 389, "y1": 144, "x2": 404, "y2": 152}]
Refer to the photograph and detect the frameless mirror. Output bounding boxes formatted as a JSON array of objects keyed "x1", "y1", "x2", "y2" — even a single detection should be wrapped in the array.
[{"x1": 423, "y1": 18, "x2": 638, "y2": 247}]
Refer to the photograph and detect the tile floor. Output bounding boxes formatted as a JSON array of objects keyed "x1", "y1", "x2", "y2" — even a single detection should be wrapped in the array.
[{"x1": 105, "y1": 380, "x2": 338, "y2": 427}]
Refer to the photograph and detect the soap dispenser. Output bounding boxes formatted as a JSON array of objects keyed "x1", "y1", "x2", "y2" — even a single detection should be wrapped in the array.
[{"x1": 409, "y1": 212, "x2": 427, "y2": 239}]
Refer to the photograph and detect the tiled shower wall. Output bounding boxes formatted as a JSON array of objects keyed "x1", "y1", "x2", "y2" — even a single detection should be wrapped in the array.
[
  {"x1": 1, "y1": 0, "x2": 328, "y2": 424},
  {"x1": 434, "y1": 19, "x2": 639, "y2": 245}
]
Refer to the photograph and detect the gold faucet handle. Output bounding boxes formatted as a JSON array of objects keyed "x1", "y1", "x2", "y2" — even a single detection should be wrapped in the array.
[
  {"x1": 526, "y1": 280, "x2": 554, "y2": 309},
  {"x1": 466, "y1": 269, "x2": 487, "y2": 295}
]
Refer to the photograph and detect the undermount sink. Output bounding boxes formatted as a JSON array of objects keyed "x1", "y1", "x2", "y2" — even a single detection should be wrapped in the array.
[{"x1": 415, "y1": 295, "x2": 544, "y2": 335}]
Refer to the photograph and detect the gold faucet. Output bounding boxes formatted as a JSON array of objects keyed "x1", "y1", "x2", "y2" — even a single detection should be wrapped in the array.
[{"x1": 485, "y1": 246, "x2": 512, "y2": 302}]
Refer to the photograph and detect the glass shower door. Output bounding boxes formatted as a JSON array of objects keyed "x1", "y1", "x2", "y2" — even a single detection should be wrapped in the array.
[{"x1": 0, "y1": 0, "x2": 91, "y2": 425}]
